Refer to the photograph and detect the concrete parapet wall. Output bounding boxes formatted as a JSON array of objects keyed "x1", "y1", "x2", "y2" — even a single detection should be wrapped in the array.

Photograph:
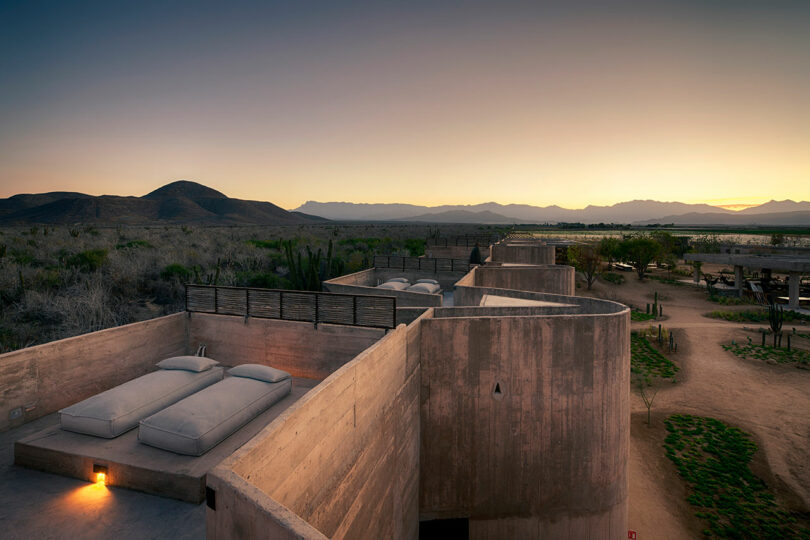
[
  {"x1": 207, "y1": 312, "x2": 429, "y2": 540},
  {"x1": 326, "y1": 268, "x2": 467, "y2": 289},
  {"x1": 0, "y1": 313, "x2": 187, "y2": 432},
  {"x1": 418, "y1": 309, "x2": 629, "y2": 537},
  {"x1": 472, "y1": 265, "x2": 575, "y2": 296},
  {"x1": 454, "y1": 283, "x2": 623, "y2": 314},
  {"x1": 324, "y1": 268, "x2": 462, "y2": 308},
  {"x1": 188, "y1": 313, "x2": 385, "y2": 380},
  {"x1": 490, "y1": 243, "x2": 555, "y2": 265}
]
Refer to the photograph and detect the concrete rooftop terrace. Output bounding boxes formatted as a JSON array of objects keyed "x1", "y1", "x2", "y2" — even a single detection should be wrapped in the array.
[{"x1": 2, "y1": 255, "x2": 630, "y2": 539}]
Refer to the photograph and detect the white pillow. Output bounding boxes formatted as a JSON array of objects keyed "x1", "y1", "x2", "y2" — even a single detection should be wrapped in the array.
[
  {"x1": 229, "y1": 364, "x2": 291, "y2": 383},
  {"x1": 387, "y1": 277, "x2": 410, "y2": 283},
  {"x1": 415, "y1": 279, "x2": 439, "y2": 285},
  {"x1": 157, "y1": 356, "x2": 219, "y2": 372}
]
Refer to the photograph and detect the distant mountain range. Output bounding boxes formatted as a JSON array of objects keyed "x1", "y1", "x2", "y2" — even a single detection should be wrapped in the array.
[
  {"x1": 2, "y1": 181, "x2": 808, "y2": 226},
  {"x1": 295, "y1": 199, "x2": 810, "y2": 226},
  {"x1": 0, "y1": 181, "x2": 325, "y2": 226}
]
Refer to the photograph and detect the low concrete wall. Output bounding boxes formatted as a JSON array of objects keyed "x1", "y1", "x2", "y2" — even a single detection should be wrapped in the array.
[
  {"x1": 206, "y1": 312, "x2": 430, "y2": 540},
  {"x1": 472, "y1": 265, "x2": 575, "y2": 296},
  {"x1": 188, "y1": 313, "x2": 385, "y2": 380},
  {"x1": 453, "y1": 265, "x2": 575, "y2": 306},
  {"x1": 490, "y1": 243, "x2": 555, "y2": 265},
  {"x1": 419, "y1": 308, "x2": 629, "y2": 538},
  {"x1": 0, "y1": 313, "x2": 187, "y2": 432},
  {"x1": 324, "y1": 268, "x2": 460, "y2": 308}
]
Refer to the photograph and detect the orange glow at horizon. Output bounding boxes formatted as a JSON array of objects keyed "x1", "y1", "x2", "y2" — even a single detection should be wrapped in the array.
[{"x1": 1, "y1": 3, "x2": 809, "y2": 208}]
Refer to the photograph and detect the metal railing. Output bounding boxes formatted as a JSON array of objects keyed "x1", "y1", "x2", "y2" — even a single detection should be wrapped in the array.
[
  {"x1": 185, "y1": 285, "x2": 396, "y2": 329},
  {"x1": 373, "y1": 255, "x2": 472, "y2": 272},
  {"x1": 425, "y1": 235, "x2": 500, "y2": 247}
]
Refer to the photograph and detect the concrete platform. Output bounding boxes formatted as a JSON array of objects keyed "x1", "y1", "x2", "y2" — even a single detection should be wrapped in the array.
[
  {"x1": 479, "y1": 294, "x2": 577, "y2": 307},
  {"x1": 14, "y1": 377, "x2": 319, "y2": 503}
]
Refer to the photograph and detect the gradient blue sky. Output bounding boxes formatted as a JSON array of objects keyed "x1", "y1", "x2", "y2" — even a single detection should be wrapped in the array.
[{"x1": 1, "y1": 1, "x2": 809, "y2": 209}]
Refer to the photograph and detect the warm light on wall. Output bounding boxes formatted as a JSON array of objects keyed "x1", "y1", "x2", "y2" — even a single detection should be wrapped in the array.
[{"x1": 93, "y1": 464, "x2": 108, "y2": 484}]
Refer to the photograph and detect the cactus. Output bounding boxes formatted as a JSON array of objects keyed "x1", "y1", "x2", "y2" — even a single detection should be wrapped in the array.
[{"x1": 768, "y1": 302, "x2": 783, "y2": 347}]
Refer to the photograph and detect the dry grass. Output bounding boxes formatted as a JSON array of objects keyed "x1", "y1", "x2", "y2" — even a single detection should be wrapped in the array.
[{"x1": 0, "y1": 223, "x2": 500, "y2": 353}]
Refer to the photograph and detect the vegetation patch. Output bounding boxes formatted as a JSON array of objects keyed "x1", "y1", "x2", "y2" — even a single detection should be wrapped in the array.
[
  {"x1": 705, "y1": 309, "x2": 810, "y2": 324},
  {"x1": 116, "y1": 240, "x2": 153, "y2": 250},
  {"x1": 631, "y1": 310, "x2": 656, "y2": 322},
  {"x1": 708, "y1": 295, "x2": 753, "y2": 306},
  {"x1": 631, "y1": 333, "x2": 679, "y2": 382},
  {"x1": 664, "y1": 414, "x2": 810, "y2": 539},
  {"x1": 65, "y1": 249, "x2": 108, "y2": 271},
  {"x1": 723, "y1": 343, "x2": 810, "y2": 366},
  {"x1": 602, "y1": 272, "x2": 625, "y2": 285},
  {"x1": 247, "y1": 239, "x2": 284, "y2": 250}
]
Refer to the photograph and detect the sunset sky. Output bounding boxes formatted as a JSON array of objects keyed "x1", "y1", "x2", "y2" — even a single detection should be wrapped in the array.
[{"x1": 1, "y1": 1, "x2": 809, "y2": 210}]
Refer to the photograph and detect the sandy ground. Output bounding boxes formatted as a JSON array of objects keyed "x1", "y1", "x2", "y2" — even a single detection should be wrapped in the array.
[{"x1": 582, "y1": 267, "x2": 810, "y2": 539}]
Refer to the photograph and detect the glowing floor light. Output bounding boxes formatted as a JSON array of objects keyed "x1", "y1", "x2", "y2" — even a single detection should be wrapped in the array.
[{"x1": 93, "y1": 464, "x2": 108, "y2": 484}]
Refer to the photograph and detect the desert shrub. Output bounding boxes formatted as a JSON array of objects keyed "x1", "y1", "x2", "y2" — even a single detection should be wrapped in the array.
[
  {"x1": 602, "y1": 272, "x2": 624, "y2": 285},
  {"x1": 664, "y1": 414, "x2": 810, "y2": 538},
  {"x1": 723, "y1": 343, "x2": 810, "y2": 366},
  {"x1": 235, "y1": 271, "x2": 290, "y2": 290},
  {"x1": 160, "y1": 263, "x2": 193, "y2": 282},
  {"x1": 10, "y1": 249, "x2": 34, "y2": 265},
  {"x1": 115, "y1": 240, "x2": 153, "y2": 250},
  {"x1": 706, "y1": 309, "x2": 810, "y2": 324},
  {"x1": 247, "y1": 239, "x2": 283, "y2": 250},
  {"x1": 66, "y1": 249, "x2": 108, "y2": 271},
  {"x1": 631, "y1": 333, "x2": 679, "y2": 382},
  {"x1": 630, "y1": 310, "x2": 656, "y2": 322},
  {"x1": 708, "y1": 295, "x2": 752, "y2": 306},
  {"x1": 403, "y1": 238, "x2": 426, "y2": 257}
]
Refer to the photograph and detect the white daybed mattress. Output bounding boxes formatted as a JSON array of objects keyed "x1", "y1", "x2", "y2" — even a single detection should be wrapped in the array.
[
  {"x1": 377, "y1": 281, "x2": 409, "y2": 290},
  {"x1": 59, "y1": 367, "x2": 224, "y2": 438},
  {"x1": 138, "y1": 372, "x2": 293, "y2": 456},
  {"x1": 406, "y1": 282, "x2": 441, "y2": 294}
]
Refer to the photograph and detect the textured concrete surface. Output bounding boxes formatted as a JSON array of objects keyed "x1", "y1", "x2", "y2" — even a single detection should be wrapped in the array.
[
  {"x1": 472, "y1": 265, "x2": 575, "y2": 296},
  {"x1": 0, "y1": 414, "x2": 205, "y2": 540},
  {"x1": 188, "y1": 314, "x2": 384, "y2": 380},
  {"x1": 419, "y1": 309, "x2": 630, "y2": 538},
  {"x1": 0, "y1": 313, "x2": 187, "y2": 432},
  {"x1": 15, "y1": 378, "x2": 318, "y2": 503},
  {"x1": 207, "y1": 318, "x2": 425, "y2": 539},
  {"x1": 490, "y1": 243, "x2": 555, "y2": 265},
  {"x1": 323, "y1": 268, "x2": 468, "y2": 307}
]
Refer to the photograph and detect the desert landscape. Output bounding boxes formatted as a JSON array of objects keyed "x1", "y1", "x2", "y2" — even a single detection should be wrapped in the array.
[{"x1": 576, "y1": 262, "x2": 810, "y2": 538}]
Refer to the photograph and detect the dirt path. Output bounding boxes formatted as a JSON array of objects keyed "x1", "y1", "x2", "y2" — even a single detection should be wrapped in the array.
[{"x1": 582, "y1": 272, "x2": 810, "y2": 539}]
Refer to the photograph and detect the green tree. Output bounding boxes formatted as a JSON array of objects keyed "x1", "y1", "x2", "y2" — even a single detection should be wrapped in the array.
[
  {"x1": 568, "y1": 244, "x2": 601, "y2": 290},
  {"x1": 598, "y1": 237, "x2": 621, "y2": 269},
  {"x1": 618, "y1": 236, "x2": 661, "y2": 280}
]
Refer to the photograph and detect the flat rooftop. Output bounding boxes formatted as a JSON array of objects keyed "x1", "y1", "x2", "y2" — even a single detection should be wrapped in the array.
[
  {"x1": 685, "y1": 253, "x2": 810, "y2": 272},
  {"x1": 1, "y1": 414, "x2": 205, "y2": 540},
  {"x1": 15, "y1": 377, "x2": 319, "y2": 503}
]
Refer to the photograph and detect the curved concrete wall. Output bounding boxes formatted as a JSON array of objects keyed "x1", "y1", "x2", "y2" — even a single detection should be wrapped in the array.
[
  {"x1": 419, "y1": 306, "x2": 629, "y2": 538},
  {"x1": 490, "y1": 243, "x2": 555, "y2": 265}
]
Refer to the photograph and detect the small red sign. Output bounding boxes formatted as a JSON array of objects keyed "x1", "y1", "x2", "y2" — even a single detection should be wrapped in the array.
[{"x1": 628, "y1": 531, "x2": 637, "y2": 540}]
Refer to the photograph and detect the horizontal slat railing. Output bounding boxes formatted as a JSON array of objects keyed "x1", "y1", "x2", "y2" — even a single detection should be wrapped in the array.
[
  {"x1": 185, "y1": 285, "x2": 396, "y2": 329},
  {"x1": 425, "y1": 235, "x2": 500, "y2": 247},
  {"x1": 372, "y1": 255, "x2": 473, "y2": 273}
]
